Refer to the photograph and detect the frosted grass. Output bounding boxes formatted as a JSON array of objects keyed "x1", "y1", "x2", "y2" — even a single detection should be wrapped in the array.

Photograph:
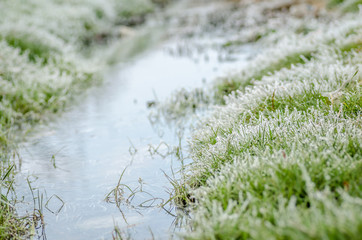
[
  {"x1": 176, "y1": 4, "x2": 362, "y2": 240},
  {"x1": 0, "y1": 0, "x2": 157, "y2": 144}
]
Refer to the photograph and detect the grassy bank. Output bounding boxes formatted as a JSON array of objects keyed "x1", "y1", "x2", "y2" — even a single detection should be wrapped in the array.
[
  {"x1": 165, "y1": 1, "x2": 362, "y2": 239},
  {"x1": 0, "y1": 0, "x2": 164, "y2": 238},
  {"x1": 0, "y1": 0, "x2": 160, "y2": 147}
]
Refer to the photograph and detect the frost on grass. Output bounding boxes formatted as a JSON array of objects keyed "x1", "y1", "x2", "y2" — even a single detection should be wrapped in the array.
[
  {"x1": 179, "y1": 6, "x2": 362, "y2": 240},
  {"x1": 148, "y1": 88, "x2": 211, "y2": 129},
  {"x1": 214, "y1": 11, "x2": 362, "y2": 103},
  {"x1": 185, "y1": 110, "x2": 362, "y2": 239},
  {"x1": 0, "y1": 0, "x2": 159, "y2": 146},
  {"x1": 155, "y1": 0, "x2": 362, "y2": 121}
]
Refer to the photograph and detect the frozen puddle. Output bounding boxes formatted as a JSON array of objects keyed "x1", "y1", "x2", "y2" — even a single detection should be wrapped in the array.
[{"x1": 15, "y1": 40, "x2": 254, "y2": 239}]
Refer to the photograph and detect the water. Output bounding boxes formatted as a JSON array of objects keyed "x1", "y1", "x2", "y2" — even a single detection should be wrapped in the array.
[{"x1": 15, "y1": 40, "x2": 254, "y2": 239}]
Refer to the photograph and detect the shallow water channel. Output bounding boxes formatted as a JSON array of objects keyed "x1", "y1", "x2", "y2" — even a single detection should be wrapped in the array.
[{"x1": 15, "y1": 39, "x2": 253, "y2": 239}]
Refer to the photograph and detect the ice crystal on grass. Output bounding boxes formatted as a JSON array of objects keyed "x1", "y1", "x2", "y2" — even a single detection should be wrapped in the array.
[
  {"x1": 175, "y1": 3, "x2": 362, "y2": 239},
  {"x1": 0, "y1": 0, "x2": 158, "y2": 143}
]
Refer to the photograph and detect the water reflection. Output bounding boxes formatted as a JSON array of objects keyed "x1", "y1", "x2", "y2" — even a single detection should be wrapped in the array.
[{"x1": 15, "y1": 40, "x2": 253, "y2": 239}]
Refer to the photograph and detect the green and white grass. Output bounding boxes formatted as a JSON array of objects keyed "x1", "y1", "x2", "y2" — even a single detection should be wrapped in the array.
[
  {"x1": 154, "y1": 0, "x2": 362, "y2": 116},
  {"x1": 173, "y1": 3, "x2": 362, "y2": 240},
  {"x1": 329, "y1": 0, "x2": 362, "y2": 12},
  {"x1": 0, "y1": 0, "x2": 159, "y2": 145}
]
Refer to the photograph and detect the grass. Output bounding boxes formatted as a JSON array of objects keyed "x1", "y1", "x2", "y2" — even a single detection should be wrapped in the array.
[
  {"x1": 212, "y1": 0, "x2": 362, "y2": 105},
  {"x1": 117, "y1": 0, "x2": 154, "y2": 20},
  {"x1": 328, "y1": 0, "x2": 362, "y2": 12},
  {"x1": 246, "y1": 79, "x2": 361, "y2": 121},
  {"x1": 184, "y1": 90, "x2": 362, "y2": 239},
  {"x1": 0, "y1": 159, "x2": 31, "y2": 239},
  {"x1": 1, "y1": 0, "x2": 362, "y2": 238},
  {"x1": 1, "y1": 34, "x2": 57, "y2": 63},
  {"x1": 184, "y1": 111, "x2": 362, "y2": 239},
  {"x1": 158, "y1": 4, "x2": 362, "y2": 239},
  {"x1": 152, "y1": 0, "x2": 362, "y2": 120},
  {"x1": 214, "y1": 40, "x2": 362, "y2": 105},
  {"x1": 0, "y1": 203, "x2": 29, "y2": 239},
  {"x1": 214, "y1": 51, "x2": 315, "y2": 104}
]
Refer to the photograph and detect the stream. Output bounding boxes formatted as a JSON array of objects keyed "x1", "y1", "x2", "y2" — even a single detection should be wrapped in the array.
[{"x1": 14, "y1": 38, "x2": 254, "y2": 239}]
